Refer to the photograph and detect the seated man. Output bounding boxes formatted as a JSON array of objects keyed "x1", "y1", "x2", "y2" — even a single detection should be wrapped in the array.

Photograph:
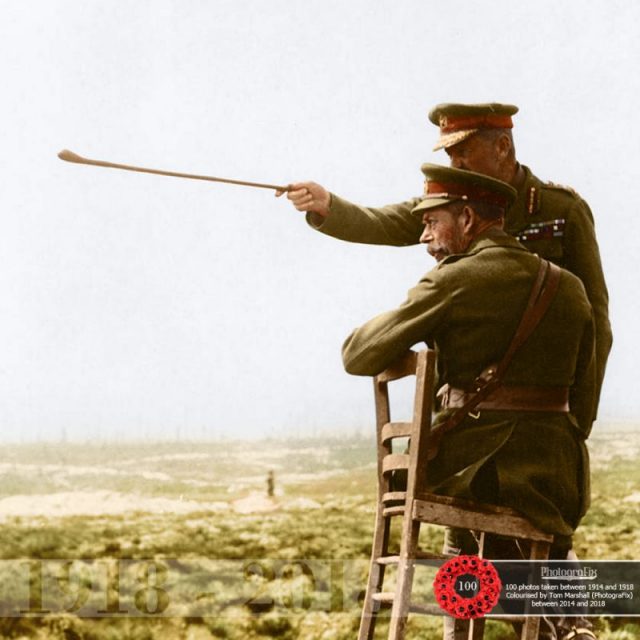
[{"x1": 342, "y1": 164, "x2": 596, "y2": 640}]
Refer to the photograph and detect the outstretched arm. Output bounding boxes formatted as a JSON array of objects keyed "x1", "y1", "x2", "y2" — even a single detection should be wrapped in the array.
[{"x1": 277, "y1": 181, "x2": 424, "y2": 247}]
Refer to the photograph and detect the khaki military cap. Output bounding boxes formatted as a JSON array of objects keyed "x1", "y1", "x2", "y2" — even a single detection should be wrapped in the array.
[
  {"x1": 429, "y1": 103, "x2": 519, "y2": 151},
  {"x1": 412, "y1": 164, "x2": 517, "y2": 215}
]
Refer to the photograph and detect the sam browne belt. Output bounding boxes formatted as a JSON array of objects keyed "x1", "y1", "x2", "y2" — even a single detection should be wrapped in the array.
[
  {"x1": 426, "y1": 258, "x2": 563, "y2": 460},
  {"x1": 438, "y1": 383, "x2": 570, "y2": 413}
]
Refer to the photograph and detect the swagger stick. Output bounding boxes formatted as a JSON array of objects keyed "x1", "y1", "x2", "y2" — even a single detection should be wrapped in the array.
[{"x1": 57, "y1": 149, "x2": 290, "y2": 192}]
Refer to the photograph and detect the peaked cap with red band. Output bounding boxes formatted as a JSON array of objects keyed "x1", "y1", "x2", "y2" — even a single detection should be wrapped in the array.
[
  {"x1": 429, "y1": 103, "x2": 519, "y2": 151},
  {"x1": 411, "y1": 164, "x2": 517, "y2": 215}
]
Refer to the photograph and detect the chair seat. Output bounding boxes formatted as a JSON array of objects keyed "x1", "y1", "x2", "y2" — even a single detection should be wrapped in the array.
[{"x1": 412, "y1": 492, "x2": 554, "y2": 543}]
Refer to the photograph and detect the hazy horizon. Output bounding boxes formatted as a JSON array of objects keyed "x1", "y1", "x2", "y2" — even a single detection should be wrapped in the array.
[{"x1": 1, "y1": 419, "x2": 638, "y2": 445}]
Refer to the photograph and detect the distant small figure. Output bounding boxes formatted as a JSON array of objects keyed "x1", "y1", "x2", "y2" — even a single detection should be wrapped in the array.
[{"x1": 267, "y1": 470, "x2": 275, "y2": 498}]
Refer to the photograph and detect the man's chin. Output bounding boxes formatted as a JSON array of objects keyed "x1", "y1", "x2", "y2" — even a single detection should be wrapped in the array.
[{"x1": 429, "y1": 250, "x2": 447, "y2": 262}]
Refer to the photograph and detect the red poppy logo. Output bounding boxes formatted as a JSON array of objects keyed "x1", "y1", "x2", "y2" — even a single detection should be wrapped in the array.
[{"x1": 433, "y1": 555, "x2": 501, "y2": 619}]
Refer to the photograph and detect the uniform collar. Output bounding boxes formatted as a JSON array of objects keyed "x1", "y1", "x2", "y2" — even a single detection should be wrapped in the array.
[
  {"x1": 506, "y1": 164, "x2": 543, "y2": 233},
  {"x1": 466, "y1": 227, "x2": 525, "y2": 254},
  {"x1": 437, "y1": 227, "x2": 527, "y2": 267}
]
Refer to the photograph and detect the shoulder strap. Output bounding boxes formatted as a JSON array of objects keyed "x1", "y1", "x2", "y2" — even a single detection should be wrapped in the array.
[
  {"x1": 427, "y1": 258, "x2": 562, "y2": 459},
  {"x1": 494, "y1": 259, "x2": 562, "y2": 378}
]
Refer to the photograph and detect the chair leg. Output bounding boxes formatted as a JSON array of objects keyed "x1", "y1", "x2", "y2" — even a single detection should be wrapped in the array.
[
  {"x1": 468, "y1": 617, "x2": 485, "y2": 639},
  {"x1": 358, "y1": 507, "x2": 392, "y2": 640},
  {"x1": 388, "y1": 519, "x2": 421, "y2": 639},
  {"x1": 520, "y1": 540, "x2": 551, "y2": 640},
  {"x1": 529, "y1": 540, "x2": 551, "y2": 560},
  {"x1": 521, "y1": 616, "x2": 541, "y2": 640}
]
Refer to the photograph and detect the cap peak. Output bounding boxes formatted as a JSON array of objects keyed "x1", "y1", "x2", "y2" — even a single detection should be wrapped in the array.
[{"x1": 429, "y1": 103, "x2": 519, "y2": 151}]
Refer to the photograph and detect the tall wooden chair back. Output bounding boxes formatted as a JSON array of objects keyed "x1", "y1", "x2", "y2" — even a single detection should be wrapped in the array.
[{"x1": 358, "y1": 349, "x2": 553, "y2": 640}]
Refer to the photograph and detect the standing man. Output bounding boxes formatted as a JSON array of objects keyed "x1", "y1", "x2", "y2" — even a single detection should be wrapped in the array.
[
  {"x1": 278, "y1": 103, "x2": 611, "y2": 416},
  {"x1": 342, "y1": 164, "x2": 597, "y2": 640}
]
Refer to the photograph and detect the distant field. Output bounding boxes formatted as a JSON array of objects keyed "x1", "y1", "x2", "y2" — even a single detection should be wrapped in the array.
[{"x1": 0, "y1": 430, "x2": 638, "y2": 639}]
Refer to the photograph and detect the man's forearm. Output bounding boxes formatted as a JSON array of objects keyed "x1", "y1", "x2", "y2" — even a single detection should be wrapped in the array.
[{"x1": 308, "y1": 194, "x2": 424, "y2": 246}]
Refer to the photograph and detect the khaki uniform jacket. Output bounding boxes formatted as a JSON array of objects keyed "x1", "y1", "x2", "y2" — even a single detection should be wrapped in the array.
[
  {"x1": 310, "y1": 165, "x2": 611, "y2": 417},
  {"x1": 342, "y1": 230, "x2": 595, "y2": 539}
]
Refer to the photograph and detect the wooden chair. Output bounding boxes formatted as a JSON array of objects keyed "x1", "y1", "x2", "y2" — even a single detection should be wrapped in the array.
[{"x1": 358, "y1": 349, "x2": 554, "y2": 640}]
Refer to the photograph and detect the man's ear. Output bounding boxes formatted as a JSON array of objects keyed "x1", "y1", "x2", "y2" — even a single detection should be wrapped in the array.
[
  {"x1": 495, "y1": 132, "x2": 512, "y2": 162},
  {"x1": 460, "y1": 204, "x2": 477, "y2": 234}
]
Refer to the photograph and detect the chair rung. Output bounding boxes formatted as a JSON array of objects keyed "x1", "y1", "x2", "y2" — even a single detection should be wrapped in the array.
[
  {"x1": 371, "y1": 592, "x2": 395, "y2": 604},
  {"x1": 415, "y1": 550, "x2": 448, "y2": 560},
  {"x1": 382, "y1": 454, "x2": 410, "y2": 475},
  {"x1": 382, "y1": 506, "x2": 406, "y2": 517},
  {"x1": 485, "y1": 614, "x2": 526, "y2": 622},
  {"x1": 375, "y1": 555, "x2": 400, "y2": 565},
  {"x1": 382, "y1": 491, "x2": 406, "y2": 504},
  {"x1": 381, "y1": 421, "x2": 413, "y2": 443},
  {"x1": 376, "y1": 550, "x2": 447, "y2": 565},
  {"x1": 408, "y1": 602, "x2": 442, "y2": 615},
  {"x1": 369, "y1": 592, "x2": 442, "y2": 616}
]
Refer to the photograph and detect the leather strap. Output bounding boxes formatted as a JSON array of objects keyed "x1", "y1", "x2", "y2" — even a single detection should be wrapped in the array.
[
  {"x1": 439, "y1": 384, "x2": 570, "y2": 413},
  {"x1": 427, "y1": 258, "x2": 562, "y2": 460}
]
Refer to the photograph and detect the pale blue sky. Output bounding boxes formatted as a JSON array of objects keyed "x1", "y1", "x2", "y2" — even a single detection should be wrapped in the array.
[{"x1": 0, "y1": 0, "x2": 638, "y2": 440}]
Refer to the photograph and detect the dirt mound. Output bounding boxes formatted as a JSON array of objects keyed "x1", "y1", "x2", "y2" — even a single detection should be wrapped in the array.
[{"x1": 0, "y1": 490, "x2": 227, "y2": 519}]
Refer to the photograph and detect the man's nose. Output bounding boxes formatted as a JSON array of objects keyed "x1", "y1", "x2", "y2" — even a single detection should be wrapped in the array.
[
  {"x1": 449, "y1": 156, "x2": 465, "y2": 170},
  {"x1": 420, "y1": 227, "x2": 432, "y2": 243}
]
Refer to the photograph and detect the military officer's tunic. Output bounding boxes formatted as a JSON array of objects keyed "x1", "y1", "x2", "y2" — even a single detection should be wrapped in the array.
[
  {"x1": 342, "y1": 230, "x2": 595, "y2": 542},
  {"x1": 310, "y1": 165, "x2": 611, "y2": 417}
]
